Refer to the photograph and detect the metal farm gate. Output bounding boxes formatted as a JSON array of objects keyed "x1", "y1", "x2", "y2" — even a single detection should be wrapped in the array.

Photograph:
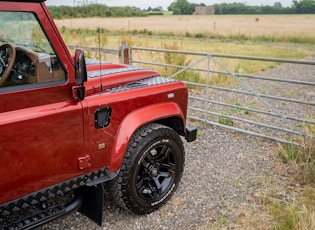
[{"x1": 128, "y1": 46, "x2": 315, "y2": 145}]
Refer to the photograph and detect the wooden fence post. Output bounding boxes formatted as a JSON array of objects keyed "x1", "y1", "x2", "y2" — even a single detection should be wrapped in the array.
[{"x1": 119, "y1": 42, "x2": 129, "y2": 64}]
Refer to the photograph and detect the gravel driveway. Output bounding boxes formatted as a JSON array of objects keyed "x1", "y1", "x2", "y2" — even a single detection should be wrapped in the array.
[
  {"x1": 41, "y1": 54, "x2": 314, "y2": 229},
  {"x1": 40, "y1": 125, "x2": 277, "y2": 230}
]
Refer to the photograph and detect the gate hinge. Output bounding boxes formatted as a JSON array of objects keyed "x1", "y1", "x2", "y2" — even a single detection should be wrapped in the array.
[{"x1": 78, "y1": 155, "x2": 91, "y2": 170}]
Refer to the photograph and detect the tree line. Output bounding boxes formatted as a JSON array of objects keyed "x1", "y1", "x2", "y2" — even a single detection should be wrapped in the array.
[
  {"x1": 213, "y1": 0, "x2": 315, "y2": 14},
  {"x1": 48, "y1": 4, "x2": 147, "y2": 19},
  {"x1": 48, "y1": 0, "x2": 315, "y2": 19},
  {"x1": 168, "y1": 0, "x2": 315, "y2": 14}
]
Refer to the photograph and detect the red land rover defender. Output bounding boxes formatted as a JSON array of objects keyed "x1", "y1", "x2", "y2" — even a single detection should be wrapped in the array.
[{"x1": 0, "y1": 1, "x2": 197, "y2": 229}]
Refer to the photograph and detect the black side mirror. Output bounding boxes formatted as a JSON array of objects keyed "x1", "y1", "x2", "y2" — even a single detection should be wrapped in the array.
[
  {"x1": 73, "y1": 49, "x2": 87, "y2": 100},
  {"x1": 74, "y1": 49, "x2": 87, "y2": 84}
]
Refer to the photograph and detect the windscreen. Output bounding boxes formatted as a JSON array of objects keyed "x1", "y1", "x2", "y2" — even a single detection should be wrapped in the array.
[{"x1": 0, "y1": 11, "x2": 54, "y2": 54}]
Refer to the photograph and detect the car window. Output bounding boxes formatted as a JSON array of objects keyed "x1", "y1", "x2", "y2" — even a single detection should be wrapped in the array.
[{"x1": 0, "y1": 12, "x2": 66, "y2": 91}]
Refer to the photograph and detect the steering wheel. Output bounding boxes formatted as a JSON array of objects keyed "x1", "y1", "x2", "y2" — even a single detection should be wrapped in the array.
[{"x1": 0, "y1": 43, "x2": 16, "y2": 87}]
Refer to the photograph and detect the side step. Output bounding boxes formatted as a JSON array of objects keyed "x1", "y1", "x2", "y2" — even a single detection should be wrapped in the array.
[
  {"x1": 1, "y1": 196, "x2": 83, "y2": 230},
  {"x1": 2, "y1": 206, "x2": 66, "y2": 230}
]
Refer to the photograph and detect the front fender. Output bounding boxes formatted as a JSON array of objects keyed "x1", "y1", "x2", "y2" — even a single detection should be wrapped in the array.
[{"x1": 109, "y1": 102, "x2": 185, "y2": 171}]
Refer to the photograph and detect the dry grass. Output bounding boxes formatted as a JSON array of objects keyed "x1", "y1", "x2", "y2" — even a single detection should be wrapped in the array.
[
  {"x1": 55, "y1": 15, "x2": 315, "y2": 38},
  {"x1": 61, "y1": 27, "x2": 310, "y2": 86},
  {"x1": 227, "y1": 129, "x2": 315, "y2": 230},
  {"x1": 57, "y1": 15, "x2": 314, "y2": 72}
]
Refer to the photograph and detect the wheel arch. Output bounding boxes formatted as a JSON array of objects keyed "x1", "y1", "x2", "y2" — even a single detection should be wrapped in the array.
[{"x1": 109, "y1": 102, "x2": 185, "y2": 172}]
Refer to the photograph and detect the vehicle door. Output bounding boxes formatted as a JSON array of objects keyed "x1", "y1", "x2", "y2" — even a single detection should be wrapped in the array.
[{"x1": 0, "y1": 11, "x2": 84, "y2": 205}]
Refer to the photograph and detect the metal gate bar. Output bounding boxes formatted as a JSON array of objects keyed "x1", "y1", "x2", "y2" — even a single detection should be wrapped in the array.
[{"x1": 129, "y1": 46, "x2": 315, "y2": 144}]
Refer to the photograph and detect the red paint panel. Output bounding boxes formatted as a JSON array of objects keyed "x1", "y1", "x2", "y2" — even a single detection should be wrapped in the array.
[
  {"x1": 0, "y1": 101, "x2": 84, "y2": 204},
  {"x1": 84, "y1": 81, "x2": 187, "y2": 173},
  {"x1": 0, "y1": 85, "x2": 73, "y2": 113}
]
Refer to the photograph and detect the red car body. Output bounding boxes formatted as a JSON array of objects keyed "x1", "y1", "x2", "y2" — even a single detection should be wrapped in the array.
[{"x1": 0, "y1": 1, "x2": 196, "y2": 228}]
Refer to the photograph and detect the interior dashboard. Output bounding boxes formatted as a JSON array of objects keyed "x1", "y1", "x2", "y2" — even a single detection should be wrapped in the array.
[{"x1": 5, "y1": 46, "x2": 66, "y2": 87}]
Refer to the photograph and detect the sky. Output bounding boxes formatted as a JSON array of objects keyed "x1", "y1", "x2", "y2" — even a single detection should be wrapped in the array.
[{"x1": 45, "y1": 0, "x2": 294, "y2": 10}]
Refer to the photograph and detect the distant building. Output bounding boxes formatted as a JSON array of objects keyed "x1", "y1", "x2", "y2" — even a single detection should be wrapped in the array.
[{"x1": 193, "y1": 6, "x2": 215, "y2": 15}]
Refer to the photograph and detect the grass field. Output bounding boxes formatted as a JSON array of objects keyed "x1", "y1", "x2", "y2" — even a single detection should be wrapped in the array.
[
  {"x1": 56, "y1": 14, "x2": 314, "y2": 82},
  {"x1": 55, "y1": 14, "x2": 315, "y2": 40},
  {"x1": 56, "y1": 14, "x2": 315, "y2": 67}
]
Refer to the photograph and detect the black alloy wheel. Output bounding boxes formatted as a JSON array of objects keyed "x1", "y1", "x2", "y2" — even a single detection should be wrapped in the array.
[{"x1": 109, "y1": 123, "x2": 185, "y2": 214}]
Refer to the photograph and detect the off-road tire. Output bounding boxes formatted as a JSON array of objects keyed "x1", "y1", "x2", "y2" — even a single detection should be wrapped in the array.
[{"x1": 109, "y1": 123, "x2": 185, "y2": 214}]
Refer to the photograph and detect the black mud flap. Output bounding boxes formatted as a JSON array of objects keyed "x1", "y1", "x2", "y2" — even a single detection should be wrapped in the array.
[
  {"x1": 185, "y1": 126, "x2": 198, "y2": 142},
  {"x1": 78, "y1": 184, "x2": 104, "y2": 226}
]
